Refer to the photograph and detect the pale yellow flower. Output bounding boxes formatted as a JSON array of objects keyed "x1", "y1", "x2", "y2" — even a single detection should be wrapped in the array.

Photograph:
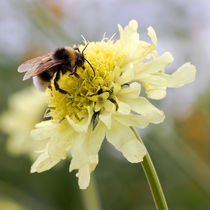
[
  {"x1": 0, "y1": 87, "x2": 48, "y2": 158},
  {"x1": 30, "y1": 20, "x2": 196, "y2": 189},
  {"x1": 0, "y1": 199, "x2": 24, "y2": 210}
]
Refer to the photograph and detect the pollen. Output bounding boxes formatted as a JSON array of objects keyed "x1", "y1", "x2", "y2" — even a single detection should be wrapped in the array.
[{"x1": 49, "y1": 40, "x2": 127, "y2": 123}]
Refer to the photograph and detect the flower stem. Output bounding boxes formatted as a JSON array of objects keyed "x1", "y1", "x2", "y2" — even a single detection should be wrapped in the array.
[
  {"x1": 81, "y1": 174, "x2": 101, "y2": 210},
  {"x1": 130, "y1": 126, "x2": 168, "y2": 210}
]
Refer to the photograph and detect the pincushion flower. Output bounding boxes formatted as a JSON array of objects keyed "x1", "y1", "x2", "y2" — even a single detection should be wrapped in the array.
[
  {"x1": 30, "y1": 20, "x2": 196, "y2": 189},
  {"x1": 0, "y1": 87, "x2": 48, "y2": 158}
]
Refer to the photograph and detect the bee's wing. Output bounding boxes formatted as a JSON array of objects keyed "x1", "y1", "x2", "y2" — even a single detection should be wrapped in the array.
[
  {"x1": 18, "y1": 53, "x2": 52, "y2": 73},
  {"x1": 22, "y1": 64, "x2": 40, "y2": 80},
  {"x1": 17, "y1": 53, "x2": 53, "y2": 80},
  {"x1": 32, "y1": 59, "x2": 65, "y2": 78},
  {"x1": 18, "y1": 53, "x2": 67, "y2": 80}
]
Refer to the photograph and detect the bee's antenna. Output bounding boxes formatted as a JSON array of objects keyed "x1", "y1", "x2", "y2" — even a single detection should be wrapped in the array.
[
  {"x1": 82, "y1": 42, "x2": 95, "y2": 77},
  {"x1": 82, "y1": 42, "x2": 89, "y2": 55},
  {"x1": 84, "y1": 58, "x2": 95, "y2": 77}
]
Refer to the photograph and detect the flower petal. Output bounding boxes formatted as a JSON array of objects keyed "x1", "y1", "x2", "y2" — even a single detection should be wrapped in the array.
[
  {"x1": 139, "y1": 74, "x2": 168, "y2": 99},
  {"x1": 70, "y1": 122, "x2": 106, "y2": 189},
  {"x1": 135, "y1": 52, "x2": 174, "y2": 75},
  {"x1": 31, "y1": 144, "x2": 60, "y2": 173},
  {"x1": 66, "y1": 106, "x2": 93, "y2": 133},
  {"x1": 106, "y1": 121, "x2": 147, "y2": 163},
  {"x1": 76, "y1": 165, "x2": 90, "y2": 190},
  {"x1": 116, "y1": 63, "x2": 135, "y2": 84},
  {"x1": 31, "y1": 121, "x2": 58, "y2": 141},
  {"x1": 140, "y1": 63, "x2": 196, "y2": 99},
  {"x1": 163, "y1": 63, "x2": 196, "y2": 87},
  {"x1": 113, "y1": 112, "x2": 149, "y2": 128},
  {"x1": 145, "y1": 88, "x2": 167, "y2": 100},
  {"x1": 99, "y1": 100, "x2": 115, "y2": 129},
  {"x1": 117, "y1": 101, "x2": 131, "y2": 115},
  {"x1": 31, "y1": 120, "x2": 75, "y2": 173},
  {"x1": 121, "y1": 97, "x2": 165, "y2": 124},
  {"x1": 147, "y1": 26, "x2": 157, "y2": 46},
  {"x1": 118, "y1": 82, "x2": 141, "y2": 99},
  {"x1": 117, "y1": 20, "x2": 139, "y2": 58}
]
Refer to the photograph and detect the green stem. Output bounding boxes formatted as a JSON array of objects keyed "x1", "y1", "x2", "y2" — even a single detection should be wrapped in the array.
[
  {"x1": 130, "y1": 126, "x2": 168, "y2": 210},
  {"x1": 81, "y1": 174, "x2": 101, "y2": 210}
]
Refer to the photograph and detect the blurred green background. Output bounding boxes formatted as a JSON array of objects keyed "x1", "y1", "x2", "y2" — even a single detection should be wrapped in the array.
[{"x1": 0, "y1": 0, "x2": 210, "y2": 209}]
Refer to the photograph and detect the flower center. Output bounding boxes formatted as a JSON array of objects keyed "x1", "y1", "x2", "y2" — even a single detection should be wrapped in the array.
[{"x1": 49, "y1": 41, "x2": 127, "y2": 123}]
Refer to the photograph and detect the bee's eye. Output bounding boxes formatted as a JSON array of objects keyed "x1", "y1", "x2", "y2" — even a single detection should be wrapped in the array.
[{"x1": 76, "y1": 54, "x2": 85, "y2": 66}]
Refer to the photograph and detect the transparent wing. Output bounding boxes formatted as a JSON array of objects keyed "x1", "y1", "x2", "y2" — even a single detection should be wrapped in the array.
[
  {"x1": 18, "y1": 53, "x2": 52, "y2": 73},
  {"x1": 17, "y1": 53, "x2": 53, "y2": 80},
  {"x1": 32, "y1": 59, "x2": 65, "y2": 77},
  {"x1": 22, "y1": 63, "x2": 40, "y2": 80}
]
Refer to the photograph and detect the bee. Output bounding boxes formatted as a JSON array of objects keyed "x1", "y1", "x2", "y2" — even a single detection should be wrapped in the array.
[{"x1": 18, "y1": 44, "x2": 95, "y2": 94}]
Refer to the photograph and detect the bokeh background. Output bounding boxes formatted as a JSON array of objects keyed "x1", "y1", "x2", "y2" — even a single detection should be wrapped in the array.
[{"x1": 0, "y1": 0, "x2": 210, "y2": 209}]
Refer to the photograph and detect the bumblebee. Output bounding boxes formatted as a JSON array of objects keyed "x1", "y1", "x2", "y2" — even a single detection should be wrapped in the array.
[{"x1": 18, "y1": 44, "x2": 95, "y2": 94}]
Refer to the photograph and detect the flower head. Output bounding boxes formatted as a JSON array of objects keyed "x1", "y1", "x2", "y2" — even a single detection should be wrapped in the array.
[
  {"x1": 31, "y1": 20, "x2": 196, "y2": 189},
  {"x1": 0, "y1": 87, "x2": 48, "y2": 158}
]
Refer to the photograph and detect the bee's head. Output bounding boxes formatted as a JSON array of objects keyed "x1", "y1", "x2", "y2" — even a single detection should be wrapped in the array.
[
  {"x1": 75, "y1": 43, "x2": 95, "y2": 76},
  {"x1": 75, "y1": 53, "x2": 85, "y2": 67}
]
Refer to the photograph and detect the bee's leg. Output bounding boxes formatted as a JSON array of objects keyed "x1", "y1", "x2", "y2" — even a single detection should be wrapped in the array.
[
  {"x1": 69, "y1": 66, "x2": 78, "y2": 75},
  {"x1": 74, "y1": 72, "x2": 80, "y2": 78},
  {"x1": 69, "y1": 66, "x2": 80, "y2": 78},
  {"x1": 64, "y1": 65, "x2": 80, "y2": 78},
  {"x1": 54, "y1": 72, "x2": 68, "y2": 94},
  {"x1": 63, "y1": 65, "x2": 73, "y2": 74},
  {"x1": 61, "y1": 64, "x2": 72, "y2": 74}
]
